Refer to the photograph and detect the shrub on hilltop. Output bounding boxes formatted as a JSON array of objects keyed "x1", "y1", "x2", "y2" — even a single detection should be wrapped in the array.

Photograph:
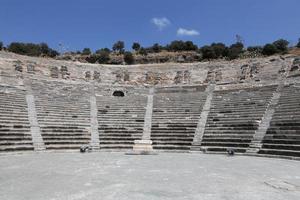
[
  {"x1": 227, "y1": 42, "x2": 244, "y2": 60},
  {"x1": 112, "y1": 41, "x2": 125, "y2": 54},
  {"x1": 166, "y1": 40, "x2": 197, "y2": 52},
  {"x1": 201, "y1": 45, "x2": 217, "y2": 59},
  {"x1": 124, "y1": 51, "x2": 134, "y2": 64},
  {"x1": 0, "y1": 41, "x2": 3, "y2": 50},
  {"x1": 211, "y1": 43, "x2": 228, "y2": 58},
  {"x1": 273, "y1": 39, "x2": 289, "y2": 54},
  {"x1": 132, "y1": 42, "x2": 141, "y2": 52},
  {"x1": 261, "y1": 39, "x2": 289, "y2": 56},
  {"x1": 95, "y1": 48, "x2": 110, "y2": 54},
  {"x1": 7, "y1": 42, "x2": 59, "y2": 57},
  {"x1": 138, "y1": 47, "x2": 148, "y2": 56},
  {"x1": 82, "y1": 48, "x2": 92, "y2": 55},
  {"x1": 96, "y1": 50, "x2": 110, "y2": 64},
  {"x1": 200, "y1": 43, "x2": 228, "y2": 60},
  {"x1": 262, "y1": 44, "x2": 278, "y2": 56}
]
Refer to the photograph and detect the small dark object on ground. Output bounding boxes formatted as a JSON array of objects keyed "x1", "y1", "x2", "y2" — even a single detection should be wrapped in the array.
[
  {"x1": 227, "y1": 148, "x2": 235, "y2": 156},
  {"x1": 80, "y1": 145, "x2": 91, "y2": 153}
]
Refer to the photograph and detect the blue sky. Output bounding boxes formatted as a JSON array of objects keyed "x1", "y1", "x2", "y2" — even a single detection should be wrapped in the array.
[{"x1": 1, "y1": 0, "x2": 300, "y2": 52}]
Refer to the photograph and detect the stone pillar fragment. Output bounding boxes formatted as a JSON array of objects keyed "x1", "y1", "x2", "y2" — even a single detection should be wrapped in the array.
[
  {"x1": 132, "y1": 88, "x2": 154, "y2": 153},
  {"x1": 89, "y1": 84, "x2": 100, "y2": 150},
  {"x1": 191, "y1": 84, "x2": 215, "y2": 151}
]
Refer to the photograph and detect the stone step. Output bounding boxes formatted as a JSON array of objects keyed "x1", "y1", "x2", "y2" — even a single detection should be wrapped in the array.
[
  {"x1": 152, "y1": 124, "x2": 197, "y2": 128},
  {"x1": 205, "y1": 127, "x2": 257, "y2": 130},
  {"x1": 202, "y1": 138, "x2": 252, "y2": 142},
  {"x1": 201, "y1": 142, "x2": 249, "y2": 147},
  {"x1": 41, "y1": 127, "x2": 87, "y2": 131},
  {"x1": 210, "y1": 105, "x2": 268, "y2": 110},
  {"x1": 44, "y1": 140, "x2": 90, "y2": 144},
  {"x1": 151, "y1": 133, "x2": 194, "y2": 137},
  {"x1": 99, "y1": 144, "x2": 133, "y2": 149},
  {"x1": 0, "y1": 141, "x2": 33, "y2": 145},
  {"x1": 203, "y1": 146, "x2": 247, "y2": 153},
  {"x1": 204, "y1": 129, "x2": 254, "y2": 133},
  {"x1": 262, "y1": 143, "x2": 300, "y2": 151},
  {"x1": 43, "y1": 135, "x2": 90, "y2": 139},
  {"x1": 262, "y1": 139, "x2": 300, "y2": 145},
  {"x1": 152, "y1": 145, "x2": 190, "y2": 150},
  {"x1": 150, "y1": 137, "x2": 193, "y2": 141},
  {"x1": 99, "y1": 137, "x2": 140, "y2": 141},
  {"x1": 264, "y1": 134, "x2": 300, "y2": 139},
  {"x1": 45, "y1": 144, "x2": 85, "y2": 150},
  {"x1": 39, "y1": 122, "x2": 89, "y2": 126},
  {"x1": 152, "y1": 140, "x2": 192, "y2": 145},
  {"x1": 268, "y1": 126, "x2": 300, "y2": 130},
  {"x1": 207, "y1": 117, "x2": 264, "y2": 121},
  {"x1": 100, "y1": 127, "x2": 143, "y2": 130},
  {"x1": 0, "y1": 145, "x2": 34, "y2": 151},
  {"x1": 207, "y1": 120, "x2": 261, "y2": 124},
  {"x1": 209, "y1": 110, "x2": 266, "y2": 114},
  {"x1": 0, "y1": 135, "x2": 32, "y2": 140},
  {"x1": 99, "y1": 130, "x2": 142, "y2": 134},
  {"x1": 258, "y1": 149, "x2": 300, "y2": 157},
  {"x1": 270, "y1": 122, "x2": 300, "y2": 126},
  {"x1": 41, "y1": 133, "x2": 89, "y2": 137},
  {"x1": 98, "y1": 120, "x2": 145, "y2": 123},
  {"x1": 100, "y1": 141, "x2": 135, "y2": 145}
]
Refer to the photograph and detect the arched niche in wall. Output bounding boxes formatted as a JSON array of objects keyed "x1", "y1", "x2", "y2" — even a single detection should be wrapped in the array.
[{"x1": 112, "y1": 90, "x2": 125, "y2": 97}]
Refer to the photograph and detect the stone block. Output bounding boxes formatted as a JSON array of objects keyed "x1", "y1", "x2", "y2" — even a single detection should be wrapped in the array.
[{"x1": 132, "y1": 140, "x2": 153, "y2": 152}]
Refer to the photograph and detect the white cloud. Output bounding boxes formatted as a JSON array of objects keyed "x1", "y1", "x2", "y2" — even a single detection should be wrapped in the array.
[
  {"x1": 151, "y1": 17, "x2": 171, "y2": 30},
  {"x1": 177, "y1": 28, "x2": 199, "y2": 36}
]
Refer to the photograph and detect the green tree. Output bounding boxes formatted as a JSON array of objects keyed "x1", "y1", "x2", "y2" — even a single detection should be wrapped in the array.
[
  {"x1": 132, "y1": 42, "x2": 141, "y2": 51},
  {"x1": 138, "y1": 47, "x2": 148, "y2": 56},
  {"x1": 227, "y1": 42, "x2": 244, "y2": 60},
  {"x1": 247, "y1": 46, "x2": 263, "y2": 53},
  {"x1": 151, "y1": 43, "x2": 162, "y2": 53},
  {"x1": 201, "y1": 45, "x2": 217, "y2": 59},
  {"x1": 167, "y1": 40, "x2": 186, "y2": 51},
  {"x1": 97, "y1": 51, "x2": 110, "y2": 64},
  {"x1": 123, "y1": 51, "x2": 134, "y2": 64},
  {"x1": 82, "y1": 48, "x2": 92, "y2": 55},
  {"x1": 85, "y1": 54, "x2": 99, "y2": 63},
  {"x1": 0, "y1": 41, "x2": 3, "y2": 50},
  {"x1": 211, "y1": 43, "x2": 227, "y2": 58},
  {"x1": 273, "y1": 39, "x2": 289, "y2": 53},
  {"x1": 184, "y1": 41, "x2": 198, "y2": 51},
  {"x1": 48, "y1": 49, "x2": 59, "y2": 58},
  {"x1": 112, "y1": 41, "x2": 125, "y2": 53},
  {"x1": 262, "y1": 44, "x2": 278, "y2": 56},
  {"x1": 40, "y1": 43, "x2": 50, "y2": 55},
  {"x1": 96, "y1": 48, "x2": 110, "y2": 54}
]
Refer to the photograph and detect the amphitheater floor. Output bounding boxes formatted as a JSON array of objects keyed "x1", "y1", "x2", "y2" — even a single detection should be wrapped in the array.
[{"x1": 0, "y1": 152, "x2": 300, "y2": 200}]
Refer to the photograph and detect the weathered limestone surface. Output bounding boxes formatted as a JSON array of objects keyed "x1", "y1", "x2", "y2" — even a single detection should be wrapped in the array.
[
  {"x1": 1, "y1": 52, "x2": 300, "y2": 158},
  {"x1": 191, "y1": 84, "x2": 215, "y2": 151},
  {"x1": 25, "y1": 94, "x2": 45, "y2": 151},
  {"x1": 246, "y1": 85, "x2": 283, "y2": 153},
  {"x1": 0, "y1": 51, "x2": 298, "y2": 87},
  {"x1": 90, "y1": 84, "x2": 100, "y2": 150},
  {"x1": 24, "y1": 79, "x2": 45, "y2": 151},
  {"x1": 142, "y1": 88, "x2": 154, "y2": 140},
  {"x1": 132, "y1": 88, "x2": 154, "y2": 152}
]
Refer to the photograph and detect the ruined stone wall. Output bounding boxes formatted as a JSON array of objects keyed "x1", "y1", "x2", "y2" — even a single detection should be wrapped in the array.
[{"x1": 1, "y1": 52, "x2": 299, "y2": 88}]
